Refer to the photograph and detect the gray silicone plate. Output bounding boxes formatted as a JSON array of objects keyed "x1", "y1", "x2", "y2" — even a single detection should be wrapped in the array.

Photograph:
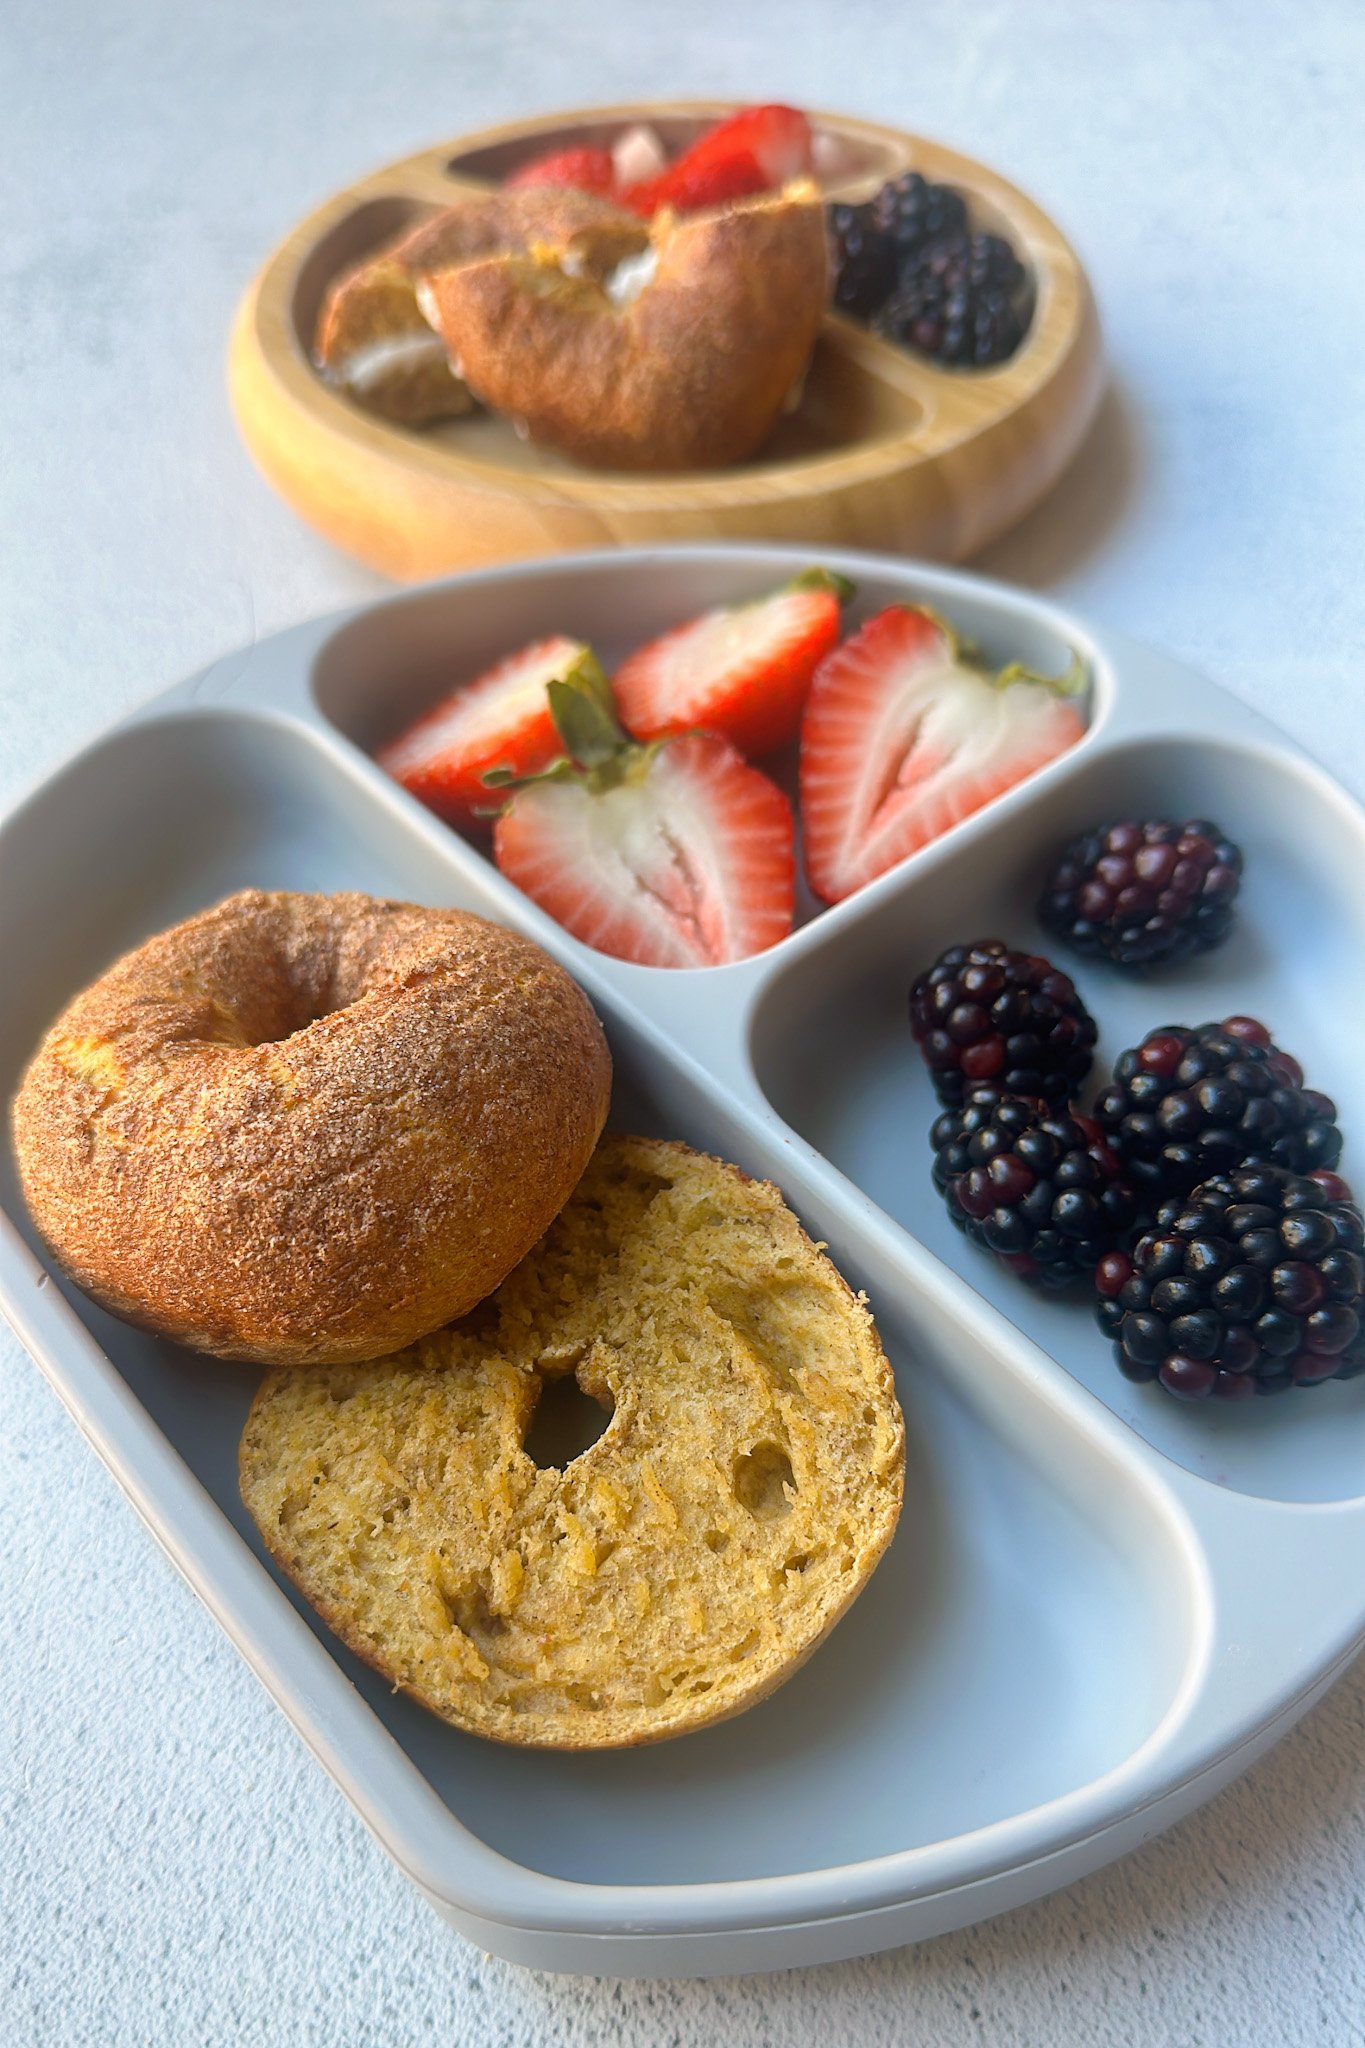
[{"x1": 3, "y1": 545, "x2": 1364, "y2": 1979}]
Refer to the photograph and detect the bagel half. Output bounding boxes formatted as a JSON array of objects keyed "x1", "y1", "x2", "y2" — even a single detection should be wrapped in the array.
[
  {"x1": 11, "y1": 891, "x2": 612, "y2": 1365},
  {"x1": 413, "y1": 181, "x2": 830, "y2": 470},
  {"x1": 314, "y1": 189, "x2": 643, "y2": 425},
  {"x1": 239, "y1": 1135, "x2": 905, "y2": 1748}
]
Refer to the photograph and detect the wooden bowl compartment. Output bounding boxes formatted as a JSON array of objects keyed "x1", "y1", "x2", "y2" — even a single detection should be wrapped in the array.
[{"x1": 230, "y1": 103, "x2": 1103, "y2": 578}]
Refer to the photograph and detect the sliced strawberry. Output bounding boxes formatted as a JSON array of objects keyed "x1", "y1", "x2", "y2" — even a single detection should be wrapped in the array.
[
  {"x1": 622, "y1": 103, "x2": 813, "y2": 216},
  {"x1": 376, "y1": 636, "x2": 588, "y2": 826},
  {"x1": 800, "y1": 607, "x2": 1087, "y2": 903},
  {"x1": 693, "y1": 103, "x2": 814, "y2": 185},
  {"x1": 505, "y1": 144, "x2": 618, "y2": 196},
  {"x1": 623, "y1": 153, "x2": 770, "y2": 217},
  {"x1": 490, "y1": 657, "x2": 794, "y2": 967},
  {"x1": 613, "y1": 569, "x2": 853, "y2": 757}
]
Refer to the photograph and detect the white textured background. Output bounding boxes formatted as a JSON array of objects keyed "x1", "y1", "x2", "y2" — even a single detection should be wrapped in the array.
[{"x1": 4, "y1": 2, "x2": 1365, "y2": 2041}]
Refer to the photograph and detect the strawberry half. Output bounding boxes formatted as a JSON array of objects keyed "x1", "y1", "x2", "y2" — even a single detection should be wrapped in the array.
[
  {"x1": 490, "y1": 654, "x2": 795, "y2": 967},
  {"x1": 504, "y1": 144, "x2": 618, "y2": 197},
  {"x1": 622, "y1": 103, "x2": 813, "y2": 216},
  {"x1": 800, "y1": 606, "x2": 1087, "y2": 903},
  {"x1": 613, "y1": 569, "x2": 854, "y2": 757},
  {"x1": 376, "y1": 636, "x2": 588, "y2": 826}
]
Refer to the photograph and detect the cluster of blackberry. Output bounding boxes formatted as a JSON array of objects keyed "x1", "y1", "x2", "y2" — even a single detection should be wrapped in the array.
[
  {"x1": 910, "y1": 818, "x2": 1357, "y2": 1405},
  {"x1": 828, "y1": 171, "x2": 1031, "y2": 369},
  {"x1": 913, "y1": 939, "x2": 1131, "y2": 1291}
]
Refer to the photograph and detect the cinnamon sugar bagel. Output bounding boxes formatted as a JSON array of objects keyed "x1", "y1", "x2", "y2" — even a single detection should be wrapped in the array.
[
  {"x1": 240, "y1": 1136, "x2": 905, "y2": 1749},
  {"x1": 11, "y1": 890, "x2": 611, "y2": 1365}
]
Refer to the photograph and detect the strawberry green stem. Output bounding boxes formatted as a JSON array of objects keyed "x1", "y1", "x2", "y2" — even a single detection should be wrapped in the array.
[
  {"x1": 920, "y1": 603, "x2": 1087, "y2": 698},
  {"x1": 787, "y1": 566, "x2": 857, "y2": 603},
  {"x1": 481, "y1": 649, "x2": 655, "y2": 802}
]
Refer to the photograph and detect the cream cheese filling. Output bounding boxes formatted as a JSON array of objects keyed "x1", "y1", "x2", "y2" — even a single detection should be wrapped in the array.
[
  {"x1": 605, "y1": 246, "x2": 658, "y2": 308},
  {"x1": 339, "y1": 328, "x2": 450, "y2": 391}
]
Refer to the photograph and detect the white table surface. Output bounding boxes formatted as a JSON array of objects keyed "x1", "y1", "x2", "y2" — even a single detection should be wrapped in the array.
[{"x1": 5, "y1": 2, "x2": 1365, "y2": 2041}]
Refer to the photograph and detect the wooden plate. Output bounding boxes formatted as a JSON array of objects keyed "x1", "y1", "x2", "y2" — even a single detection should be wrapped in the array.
[{"x1": 229, "y1": 103, "x2": 1104, "y2": 579}]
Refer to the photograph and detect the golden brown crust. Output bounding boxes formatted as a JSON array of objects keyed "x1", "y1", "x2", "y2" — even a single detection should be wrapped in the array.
[
  {"x1": 240, "y1": 1136, "x2": 905, "y2": 1748},
  {"x1": 313, "y1": 190, "x2": 642, "y2": 426},
  {"x1": 415, "y1": 183, "x2": 830, "y2": 470},
  {"x1": 10, "y1": 891, "x2": 612, "y2": 1364}
]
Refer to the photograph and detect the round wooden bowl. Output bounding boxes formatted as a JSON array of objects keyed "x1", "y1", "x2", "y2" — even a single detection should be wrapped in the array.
[{"x1": 229, "y1": 103, "x2": 1104, "y2": 580}]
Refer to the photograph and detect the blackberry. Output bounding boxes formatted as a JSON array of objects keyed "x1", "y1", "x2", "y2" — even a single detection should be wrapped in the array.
[
  {"x1": 1096, "y1": 1165, "x2": 1365, "y2": 1400},
  {"x1": 827, "y1": 172, "x2": 965, "y2": 323},
  {"x1": 878, "y1": 229, "x2": 1029, "y2": 368},
  {"x1": 827, "y1": 200, "x2": 898, "y2": 319},
  {"x1": 1095, "y1": 1016, "x2": 1342, "y2": 1207},
  {"x1": 932, "y1": 1088, "x2": 1138, "y2": 1290},
  {"x1": 870, "y1": 170, "x2": 969, "y2": 259},
  {"x1": 1039, "y1": 817, "x2": 1243, "y2": 968},
  {"x1": 910, "y1": 938, "x2": 1098, "y2": 1110},
  {"x1": 825, "y1": 172, "x2": 1031, "y2": 366}
]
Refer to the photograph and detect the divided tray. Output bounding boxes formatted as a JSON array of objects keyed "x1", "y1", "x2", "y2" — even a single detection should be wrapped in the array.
[
  {"x1": 3, "y1": 544, "x2": 1364, "y2": 1979},
  {"x1": 229, "y1": 104, "x2": 1103, "y2": 578}
]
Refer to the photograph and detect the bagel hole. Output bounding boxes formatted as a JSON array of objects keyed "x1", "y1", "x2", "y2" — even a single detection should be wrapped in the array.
[
  {"x1": 733, "y1": 1442, "x2": 795, "y2": 1522},
  {"x1": 523, "y1": 1368, "x2": 614, "y2": 1471}
]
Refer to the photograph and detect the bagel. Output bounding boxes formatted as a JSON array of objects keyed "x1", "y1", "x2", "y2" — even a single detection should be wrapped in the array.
[
  {"x1": 414, "y1": 180, "x2": 829, "y2": 470},
  {"x1": 239, "y1": 1135, "x2": 905, "y2": 1748},
  {"x1": 313, "y1": 188, "x2": 644, "y2": 425},
  {"x1": 11, "y1": 890, "x2": 611, "y2": 1365}
]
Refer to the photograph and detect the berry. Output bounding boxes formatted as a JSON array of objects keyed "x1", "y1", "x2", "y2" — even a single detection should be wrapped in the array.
[
  {"x1": 613, "y1": 568, "x2": 852, "y2": 757},
  {"x1": 909, "y1": 938, "x2": 1098, "y2": 1110},
  {"x1": 1039, "y1": 817, "x2": 1244, "y2": 968},
  {"x1": 827, "y1": 200, "x2": 897, "y2": 319},
  {"x1": 825, "y1": 173, "x2": 1031, "y2": 366},
  {"x1": 871, "y1": 171, "x2": 969, "y2": 259},
  {"x1": 932, "y1": 1089, "x2": 1138, "y2": 1289},
  {"x1": 623, "y1": 104, "x2": 811, "y2": 215},
  {"x1": 1097, "y1": 1166, "x2": 1365, "y2": 1399},
  {"x1": 1096, "y1": 1019, "x2": 1342, "y2": 1206},
  {"x1": 877, "y1": 229, "x2": 1029, "y2": 368},
  {"x1": 504, "y1": 145, "x2": 618, "y2": 198},
  {"x1": 799, "y1": 606, "x2": 1085, "y2": 903},
  {"x1": 377, "y1": 635, "x2": 590, "y2": 826},
  {"x1": 489, "y1": 651, "x2": 794, "y2": 967}
]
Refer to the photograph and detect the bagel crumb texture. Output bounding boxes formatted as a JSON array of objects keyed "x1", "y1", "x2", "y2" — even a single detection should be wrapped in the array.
[
  {"x1": 239, "y1": 1135, "x2": 905, "y2": 1747},
  {"x1": 11, "y1": 890, "x2": 611, "y2": 1365}
]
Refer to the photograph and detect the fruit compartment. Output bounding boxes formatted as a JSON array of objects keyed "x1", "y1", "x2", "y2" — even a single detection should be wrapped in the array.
[
  {"x1": 310, "y1": 550, "x2": 1103, "y2": 952},
  {"x1": 440, "y1": 106, "x2": 908, "y2": 202},
  {"x1": 752, "y1": 726, "x2": 1365, "y2": 1506},
  {"x1": 0, "y1": 697, "x2": 1200, "y2": 1888}
]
